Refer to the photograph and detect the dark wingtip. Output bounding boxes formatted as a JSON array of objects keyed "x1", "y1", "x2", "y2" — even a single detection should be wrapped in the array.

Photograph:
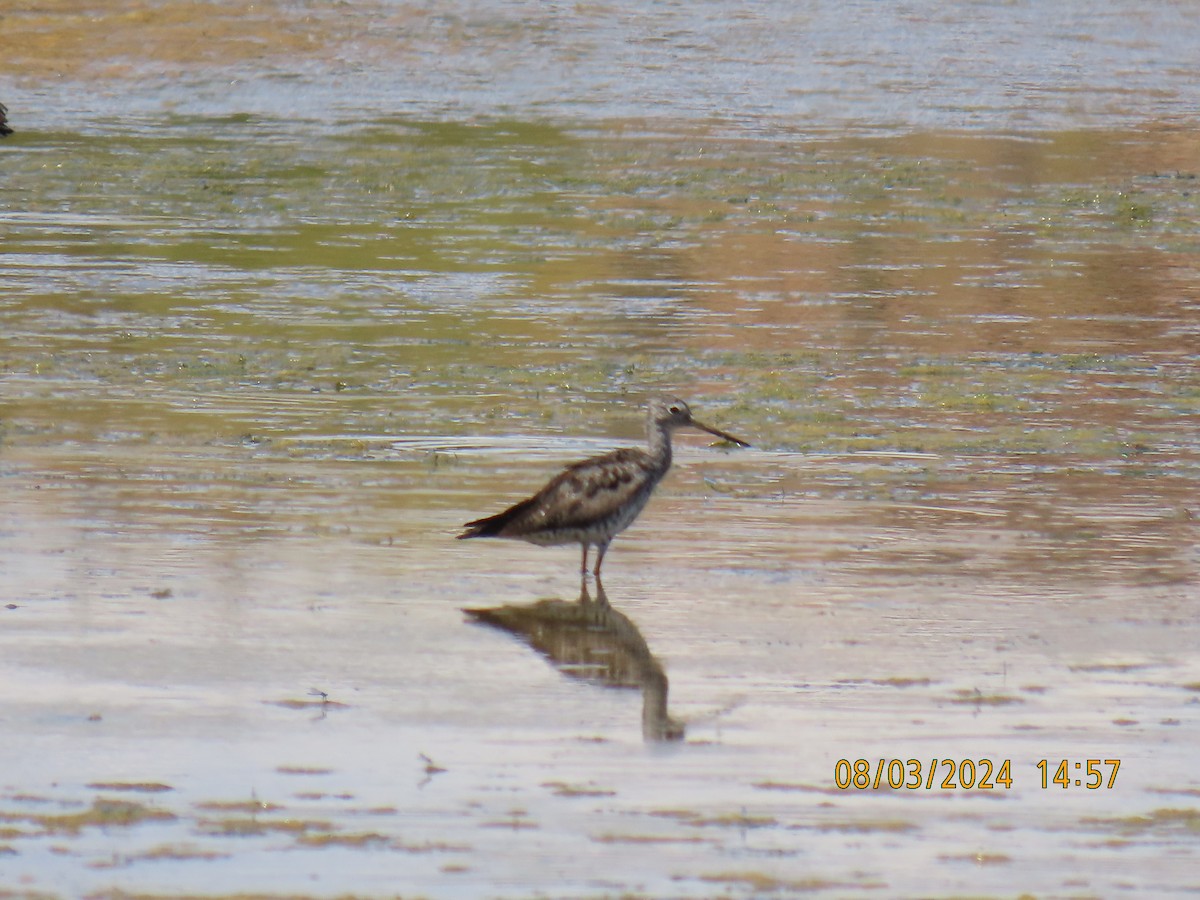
[
  {"x1": 457, "y1": 496, "x2": 537, "y2": 540},
  {"x1": 457, "y1": 514, "x2": 506, "y2": 540},
  {"x1": 457, "y1": 519, "x2": 485, "y2": 539}
]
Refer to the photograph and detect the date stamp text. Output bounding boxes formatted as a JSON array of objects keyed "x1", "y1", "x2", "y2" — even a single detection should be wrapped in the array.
[{"x1": 833, "y1": 758, "x2": 1121, "y2": 791}]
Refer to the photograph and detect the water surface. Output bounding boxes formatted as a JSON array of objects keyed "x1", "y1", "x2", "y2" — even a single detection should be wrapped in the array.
[{"x1": 1, "y1": 2, "x2": 1198, "y2": 898}]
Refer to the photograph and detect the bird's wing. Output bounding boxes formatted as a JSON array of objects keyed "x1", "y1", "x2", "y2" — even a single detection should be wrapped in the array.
[{"x1": 501, "y1": 449, "x2": 655, "y2": 535}]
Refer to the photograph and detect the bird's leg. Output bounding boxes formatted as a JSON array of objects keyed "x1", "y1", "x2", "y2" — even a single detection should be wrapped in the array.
[
  {"x1": 593, "y1": 540, "x2": 610, "y2": 578},
  {"x1": 580, "y1": 543, "x2": 589, "y2": 577}
]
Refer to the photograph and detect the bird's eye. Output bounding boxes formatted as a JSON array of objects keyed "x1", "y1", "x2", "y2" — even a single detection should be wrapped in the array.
[{"x1": 668, "y1": 406, "x2": 680, "y2": 415}]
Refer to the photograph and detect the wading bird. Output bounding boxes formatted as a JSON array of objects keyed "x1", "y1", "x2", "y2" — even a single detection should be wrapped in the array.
[{"x1": 458, "y1": 397, "x2": 749, "y2": 580}]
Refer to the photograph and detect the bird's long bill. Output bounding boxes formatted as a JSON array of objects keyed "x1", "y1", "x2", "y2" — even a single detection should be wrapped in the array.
[{"x1": 691, "y1": 419, "x2": 751, "y2": 448}]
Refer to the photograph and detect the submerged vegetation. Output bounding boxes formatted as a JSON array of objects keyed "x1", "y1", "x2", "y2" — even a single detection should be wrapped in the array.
[{"x1": 1, "y1": 5, "x2": 1198, "y2": 897}]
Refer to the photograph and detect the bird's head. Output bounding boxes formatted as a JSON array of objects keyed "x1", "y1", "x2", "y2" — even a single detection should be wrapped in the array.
[{"x1": 648, "y1": 396, "x2": 750, "y2": 447}]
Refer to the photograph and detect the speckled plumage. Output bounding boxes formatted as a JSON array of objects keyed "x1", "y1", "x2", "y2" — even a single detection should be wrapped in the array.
[{"x1": 458, "y1": 397, "x2": 749, "y2": 580}]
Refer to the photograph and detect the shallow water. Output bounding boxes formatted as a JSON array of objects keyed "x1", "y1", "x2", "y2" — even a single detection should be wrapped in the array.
[{"x1": 2, "y1": 2, "x2": 1199, "y2": 898}]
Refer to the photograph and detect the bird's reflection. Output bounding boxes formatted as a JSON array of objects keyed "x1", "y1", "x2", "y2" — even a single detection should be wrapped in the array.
[{"x1": 465, "y1": 582, "x2": 684, "y2": 742}]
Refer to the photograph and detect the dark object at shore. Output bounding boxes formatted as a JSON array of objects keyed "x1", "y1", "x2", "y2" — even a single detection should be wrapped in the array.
[{"x1": 0, "y1": 103, "x2": 12, "y2": 137}]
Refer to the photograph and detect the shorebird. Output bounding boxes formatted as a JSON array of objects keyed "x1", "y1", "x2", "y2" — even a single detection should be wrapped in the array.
[{"x1": 457, "y1": 396, "x2": 749, "y2": 579}]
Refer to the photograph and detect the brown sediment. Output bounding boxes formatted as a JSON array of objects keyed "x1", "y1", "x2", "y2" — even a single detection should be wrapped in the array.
[{"x1": 0, "y1": 0, "x2": 349, "y2": 80}]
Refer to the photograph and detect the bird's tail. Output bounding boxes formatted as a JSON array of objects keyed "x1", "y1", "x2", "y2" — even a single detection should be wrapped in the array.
[
  {"x1": 457, "y1": 517, "x2": 501, "y2": 540},
  {"x1": 457, "y1": 496, "x2": 536, "y2": 539}
]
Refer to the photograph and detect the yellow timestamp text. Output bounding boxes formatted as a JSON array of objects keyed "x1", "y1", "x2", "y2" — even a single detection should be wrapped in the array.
[
  {"x1": 834, "y1": 758, "x2": 1014, "y2": 790},
  {"x1": 1037, "y1": 758, "x2": 1121, "y2": 790},
  {"x1": 833, "y1": 758, "x2": 1123, "y2": 791}
]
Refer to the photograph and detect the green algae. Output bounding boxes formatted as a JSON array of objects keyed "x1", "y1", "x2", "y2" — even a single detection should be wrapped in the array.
[{"x1": 0, "y1": 798, "x2": 175, "y2": 834}]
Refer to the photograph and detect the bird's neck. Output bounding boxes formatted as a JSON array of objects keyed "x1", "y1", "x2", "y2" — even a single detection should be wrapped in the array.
[{"x1": 646, "y1": 421, "x2": 673, "y2": 474}]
